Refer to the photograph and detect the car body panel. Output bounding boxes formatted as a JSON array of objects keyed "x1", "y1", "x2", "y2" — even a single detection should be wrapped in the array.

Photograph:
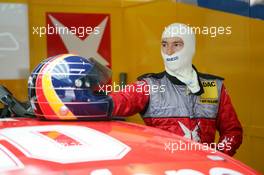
[{"x1": 0, "y1": 118, "x2": 260, "y2": 175}]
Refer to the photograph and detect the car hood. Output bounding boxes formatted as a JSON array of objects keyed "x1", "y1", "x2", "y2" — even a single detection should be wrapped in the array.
[{"x1": 0, "y1": 118, "x2": 260, "y2": 175}]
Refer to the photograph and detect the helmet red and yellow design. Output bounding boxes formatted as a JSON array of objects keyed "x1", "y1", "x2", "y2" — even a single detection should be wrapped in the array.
[{"x1": 28, "y1": 54, "x2": 112, "y2": 120}]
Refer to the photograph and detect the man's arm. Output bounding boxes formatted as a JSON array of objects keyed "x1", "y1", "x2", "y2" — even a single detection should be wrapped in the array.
[
  {"x1": 216, "y1": 84, "x2": 243, "y2": 156},
  {"x1": 109, "y1": 81, "x2": 149, "y2": 116}
]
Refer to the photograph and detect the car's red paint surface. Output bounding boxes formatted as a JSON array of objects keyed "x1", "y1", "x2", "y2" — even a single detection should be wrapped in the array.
[{"x1": 0, "y1": 118, "x2": 260, "y2": 175}]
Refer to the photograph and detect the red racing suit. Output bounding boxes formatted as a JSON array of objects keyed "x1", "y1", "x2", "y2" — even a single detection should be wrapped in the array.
[{"x1": 110, "y1": 71, "x2": 243, "y2": 156}]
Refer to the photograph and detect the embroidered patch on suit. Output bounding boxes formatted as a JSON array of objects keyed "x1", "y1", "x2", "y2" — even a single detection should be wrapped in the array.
[{"x1": 200, "y1": 80, "x2": 218, "y2": 104}]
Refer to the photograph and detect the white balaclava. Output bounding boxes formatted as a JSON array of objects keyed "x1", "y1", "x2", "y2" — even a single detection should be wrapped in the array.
[{"x1": 161, "y1": 23, "x2": 200, "y2": 93}]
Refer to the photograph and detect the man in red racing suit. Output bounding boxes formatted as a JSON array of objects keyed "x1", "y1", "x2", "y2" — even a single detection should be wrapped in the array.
[
  {"x1": 110, "y1": 71, "x2": 242, "y2": 156},
  {"x1": 109, "y1": 23, "x2": 242, "y2": 156}
]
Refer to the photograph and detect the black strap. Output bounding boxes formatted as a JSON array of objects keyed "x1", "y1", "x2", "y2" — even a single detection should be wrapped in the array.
[
  {"x1": 0, "y1": 85, "x2": 34, "y2": 118},
  {"x1": 0, "y1": 105, "x2": 12, "y2": 118}
]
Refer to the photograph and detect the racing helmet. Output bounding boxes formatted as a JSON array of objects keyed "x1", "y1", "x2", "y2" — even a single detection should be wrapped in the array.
[{"x1": 28, "y1": 54, "x2": 112, "y2": 120}]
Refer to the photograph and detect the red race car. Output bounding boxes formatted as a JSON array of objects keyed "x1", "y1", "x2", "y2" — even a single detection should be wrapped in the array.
[{"x1": 0, "y1": 118, "x2": 260, "y2": 175}]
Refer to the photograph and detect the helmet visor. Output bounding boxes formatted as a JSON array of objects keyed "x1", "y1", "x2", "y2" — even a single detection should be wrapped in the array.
[{"x1": 76, "y1": 57, "x2": 111, "y2": 91}]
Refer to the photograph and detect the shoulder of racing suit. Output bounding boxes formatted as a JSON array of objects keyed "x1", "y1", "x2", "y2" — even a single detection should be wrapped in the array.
[
  {"x1": 136, "y1": 69, "x2": 225, "y2": 98},
  {"x1": 198, "y1": 72, "x2": 224, "y2": 81},
  {"x1": 137, "y1": 67, "x2": 224, "y2": 82},
  {"x1": 197, "y1": 72, "x2": 225, "y2": 97},
  {"x1": 137, "y1": 71, "x2": 166, "y2": 81}
]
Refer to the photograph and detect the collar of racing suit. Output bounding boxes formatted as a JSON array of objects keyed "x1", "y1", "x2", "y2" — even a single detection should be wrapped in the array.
[{"x1": 137, "y1": 65, "x2": 204, "y2": 96}]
